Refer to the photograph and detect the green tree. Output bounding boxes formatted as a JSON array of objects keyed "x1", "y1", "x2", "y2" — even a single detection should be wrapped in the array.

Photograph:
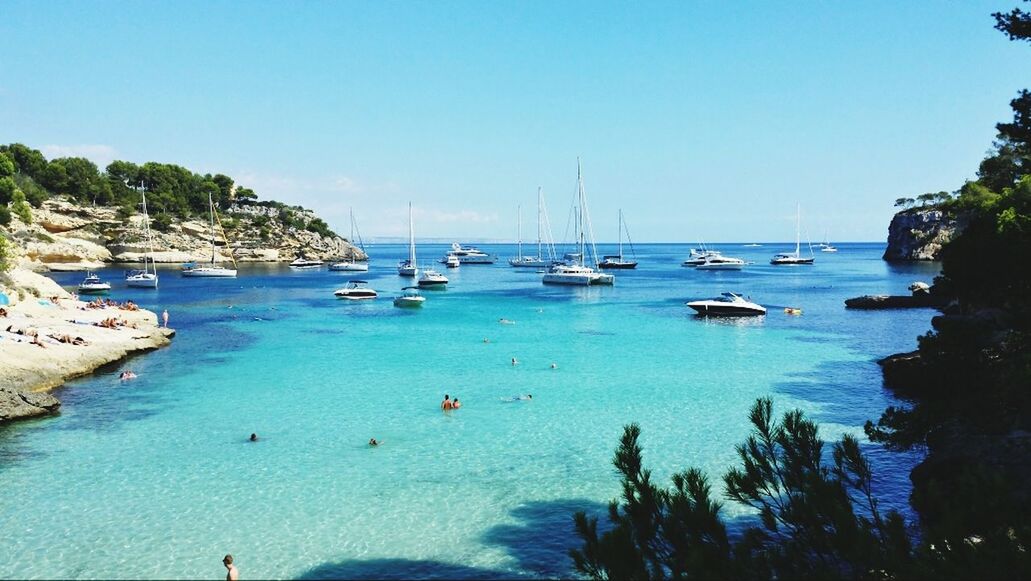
[
  {"x1": 0, "y1": 205, "x2": 11, "y2": 227},
  {"x1": 11, "y1": 189, "x2": 32, "y2": 224},
  {"x1": 0, "y1": 143, "x2": 47, "y2": 180},
  {"x1": 150, "y1": 213, "x2": 173, "y2": 232},
  {"x1": 0, "y1": 152, "x2": 14, "y2": 177},
  {"x1": 993, "y1": 2, "x2": 1031, "y2": 42},
  {"x1": 234, "y1": 186, "x2": 257, "y2": 201},
  {"x1": 0, "y1": 176, "x2": 15, "y2": 205}
]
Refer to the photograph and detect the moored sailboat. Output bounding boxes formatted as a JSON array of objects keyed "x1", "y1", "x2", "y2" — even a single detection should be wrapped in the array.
[
  {"x1": 598, "y1": 209, "x2": 638, "y2": 269},
  {"x1": 182, "y1": 193, "x2": 238, "y2": 277},
  {"x1": 126, "y1": 185, "x2": 159, "y2": 288},
  {"x1": 770, "y1": 204, "x2": 815, "y2": 265},
  {"x1": 542, "y1": 159, "x2": 614, "y2": 286},
  {"x1": 398, "y1": 202, "x2": 418, "y2": 277},
  {"x1": 330, "y1": 208, "x2": 370, "y2": 271}
]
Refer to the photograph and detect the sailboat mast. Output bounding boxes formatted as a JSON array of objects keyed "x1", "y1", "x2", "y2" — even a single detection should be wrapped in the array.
[
  {"x1": 408, "y1": 202, "x2": 416, "y2": 265},
  {"x1": 536, "y1": 187, "x2": 542, "y2": 260},
  {"x1": 516, "y1": 205, "x2": 522, "y2": 260},
  {"x1": 142, "y1": 185, "x2": 154, "y2": 275},
  {"x1": 577, "y1": 158, "x2": 585, "y2": 264},
  {"x1": 209, "y1": 193, "x2": 216, "y2": 264},
  {"x1": 618, "y1": 209, "x2": 623, "y2": 260},
  {"x1": 795, "y1": 203, "x2": 801, "y2": 257}
]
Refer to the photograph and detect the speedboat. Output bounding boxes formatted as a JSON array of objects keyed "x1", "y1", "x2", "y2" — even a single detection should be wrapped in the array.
[
  {"x1": 125, "y1": 269, "x2": 158, "y2": 289},
  {"x1": 418, "y1": 268, "x2": 448, "y2": 289},
  {"x1": 393, "y1": 286, "x2": 426, "y2": 308},
  {"x1": 334, "y1": 280, "x2": 378, "y2": 300},
  {"x1": 78, "y1": 272, "x2": 111, "y2": 294},
  {"x1": 686, "y1": 292, "x2": 766, "y2": 316},
  {"x1": 329, "y1": 260, "x2": 369, "y2": 272},
  {"x1": 447, "y1": 243, "x2": 496, "y2": 264},
  {"x1": 444, "y1": 254, "x2": 460, "y2": 268},
  {"x1": 682, "y1": 249, "x2": 722, "y2": 267},
  {"x1": 289, "y1": 257, "x2": 323, "y2": 269},
  {"x1": 695, "y1": 256, "x2": 745, "y2": 270}
]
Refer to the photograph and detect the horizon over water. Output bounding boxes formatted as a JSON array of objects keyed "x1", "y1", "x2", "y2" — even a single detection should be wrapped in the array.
[{"x1": 0, "y1": 242, "x2": 937, "y2": 579}]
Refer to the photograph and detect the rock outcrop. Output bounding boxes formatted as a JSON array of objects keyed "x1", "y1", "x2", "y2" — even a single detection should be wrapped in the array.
[
  {"x1": 5, "y1": 198, "x2": 365, "y2": 270},
  {"x1": 0, "y1": 386, "x2": 60, "y2": 422},
  {"x1": 882, "y1": 208, "x2": 963, "y2": 261}
]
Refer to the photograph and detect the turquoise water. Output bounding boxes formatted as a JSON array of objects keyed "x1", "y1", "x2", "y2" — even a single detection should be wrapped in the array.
[{"x1": 0, "y1": 243, "x2": 937, "y2": 579}]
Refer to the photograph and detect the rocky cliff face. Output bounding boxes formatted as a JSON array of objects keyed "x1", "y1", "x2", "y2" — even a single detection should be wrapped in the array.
[
  {"x1": 6, "y1": 198, "x2": 365, "y2": 270},
  {"x1": 883, "y1": 208, "x2": 963, "y2": 262}
]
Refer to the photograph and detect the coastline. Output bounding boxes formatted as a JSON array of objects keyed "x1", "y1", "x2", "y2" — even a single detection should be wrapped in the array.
[{"x1": 0, "y1": 267, "x2": 174, "y2": 421}]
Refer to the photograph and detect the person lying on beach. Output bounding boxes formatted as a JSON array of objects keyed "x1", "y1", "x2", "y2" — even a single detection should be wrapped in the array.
[
  {"x1": 31, "y1": 334, "x2": 47, "y2": 349},
  {"x1": 50, "y1": 333, "x2": 89, "y2": 346},
  {"x1": 0, "y1": 308, "x2": 8, "y2": 318}
]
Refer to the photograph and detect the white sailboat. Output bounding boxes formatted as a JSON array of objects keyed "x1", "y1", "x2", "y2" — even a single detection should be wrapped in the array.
[
  {"x1": 820, "y1": 229, "x2": 838, "y2": 253},
  {"x1": 126, "y1": 185, "x2": 159, "y2": 288},
  {"x1": 182, "y1": 193, "x2": 238, "y2": 277},
  {"x1": 542, "y1": 159, "x2": 614, "y2": 286},
  {"x1": 330, "y1": 207, "x2": 370, "y2": 271},
  {"x1": 509, "y1": 188, "x2": 553, "y2": 268},
  {"x1": 398, "y1": 202, "x2": 418, "y2": 277},
  {"x1": 770, "y1": 204, "x2": 815, "y2": 265},
  {"x1": 598, "y1": 209, "x2": 638, "y2": 269}
]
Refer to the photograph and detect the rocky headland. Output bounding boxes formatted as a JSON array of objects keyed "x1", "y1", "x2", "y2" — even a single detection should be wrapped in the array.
[
  {"x1": 882, "y1": 207, "x2": 964, "y2": 262},
  {"x1": 0, "y1": 267, "x2": 174, "y2": 423}
]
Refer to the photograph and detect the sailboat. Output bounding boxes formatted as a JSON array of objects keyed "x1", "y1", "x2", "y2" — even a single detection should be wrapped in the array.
[
  {"x1": 509, "y1": 188, "x2": 553, "y2": 268},
  {"x1": 330, "y1": 208, "x2": 370, "y2": 271},
  {"x1": 397, "y1": 202, "x2": 418, "y2": 277},
  {"x1": 770, "y1": 204, "x2": 815, "y2": 265},
  {"x1": 126, "y1": 185, "x2": 159, "y2": 288},
  {"x1": 182, "y1": 193, "x2": 238, "y2": 277},
  {"x1": 542, "y1": 159, "x2": 614, "y2": 286},
  {"x1": 598, "y1": 209, "x2": 638, "y2": 269},
  {"x1": 820, "y1": 229, "x2": 838, "y2": 252}
]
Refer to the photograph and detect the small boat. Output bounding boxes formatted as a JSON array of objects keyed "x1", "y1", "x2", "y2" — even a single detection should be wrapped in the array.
[
  {"x1": 598, "y1": 209, "x2": 638, "y2": 269},
  {"x1": 784, "y1": 307, "x2": 803, "y2": 315},
  {"x1": 183, "y1": 193, "x2": 238, "y2": 278},
  {"x1": 418, "y1": 268, "x2": 448, "y2": 289},
  {"x1": 695, "y1": 256, "x2": 745, "y2": 270},
  {"x1": 509, "y1": 189, "x2": 557, "y2": 268},
  {"x1": 334, "y1": 280, "x2": 378, "y2": 300},
  {"x1": 330, "y1": 208, "x2": 370, "y2": 270},
  {"x1": 289, "y1": 257, "x2": 324, "y2": 269},
  {"x1": 393, "y1": 286, "x2": 426, "y2": 308},
  {"x1": 78, "y1": 272, "x2": 111, "y2": 294},
  {"x1": 770, "y1": 204, "x2": 815, "y2": 265},
  {"x1": 447, "y1": 243, "x2": 496, "y2": 264},
  {"x1": 126, "y1": 186, "x2": 159, "y2": 288},
  {"x1": 686, "y1": 292, "x2": 766, "y2": 316},
  {"x1": 444, "y1": 254, "x2": 460, "y2": 268},
  {"x1": 398, "y1": 202, "x2": 418, "y2": 277}
]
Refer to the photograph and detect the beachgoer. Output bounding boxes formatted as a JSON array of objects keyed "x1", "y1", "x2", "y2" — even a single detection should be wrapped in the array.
[
  {"x1": 483, "y1": 337, "x2": 489, "y2": 343},
  {"x1": 499, "y1": 318, "x2": 515, "y2": 324},
  {"x1": 249, "y1": 433, "x2": 258, "y2": 442},
  {"x1": 441, "y1": 394, "x2": 453, "y2": 411},
  {"x1": 119, "y1": 371, "x2": 137, "y2": 380},
  {"x1": 162, "y1": 309, "x2": 169, "y2": 328},
  {"x1": 550, "y1": 363, "x2": 557, "y2": 369},
  {"x1": 369, "y1": 438, "x2": 379, "y2": 446},
  {"x1": 453, "y1": 398, "x2": 462, "y2": 409},
  {"x1": 223, "y1": 554, "x2": 239, "y2": 581},
  {"x1": 511, "y1": 357, "x2": 518, "y2": 365}
]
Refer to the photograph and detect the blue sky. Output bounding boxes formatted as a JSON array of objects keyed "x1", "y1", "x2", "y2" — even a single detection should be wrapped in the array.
[{"x1": 1, "y1": 1, "x2": 1027, "y2": 241}]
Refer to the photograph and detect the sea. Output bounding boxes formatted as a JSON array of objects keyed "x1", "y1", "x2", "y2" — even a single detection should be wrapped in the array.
[{"x1": 0, "y1": 243, "x2": 939, "y2": 579}]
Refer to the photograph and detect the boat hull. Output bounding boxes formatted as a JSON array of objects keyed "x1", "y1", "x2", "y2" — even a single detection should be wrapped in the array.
[
  {"x1": 509, "y1": 258, "x2": 550, "y2": 267},
  {"x1": 688, "y1": 305, "x2": 765, "y2": 316},
  {"x1": 695, "y1": 263, "x2": 744, "y2": 271},
  {"x1": 770, "y1": 258, "x2": 815, "y2": 265},
  {"x1": 182, "y1": 268, "x2": 238, "y2": 278},
  {"x1": 77, "y1": 286, "x2": 111, "y2": 294},
  {"x1": 126, "y1": 275, "x2": 159, "y2": 289},
  {"x1": 393, "y1": 297, "x2": 425, "y2": 307},
  {"x1": 598, "y1": 260, "x2": 637, "y2": 270},
  {"x1": 329, "y1": 262, "x2": 369, "y2": 272}
]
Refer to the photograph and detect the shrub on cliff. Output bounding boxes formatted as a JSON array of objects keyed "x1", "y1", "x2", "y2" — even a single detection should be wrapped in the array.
[{"x1": 11, "y1": 190, "x2": 31, "y2": 224}]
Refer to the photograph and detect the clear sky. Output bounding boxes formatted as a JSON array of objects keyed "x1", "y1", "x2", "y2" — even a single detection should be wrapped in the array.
[{"x1": 1, "y1": 1, "x2": 1027, "y2": 242}]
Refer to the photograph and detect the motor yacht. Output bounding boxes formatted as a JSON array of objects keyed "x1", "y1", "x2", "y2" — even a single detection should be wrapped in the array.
[
  {"x1": 447, "y1": 243, "x2": 496, "y2": 264},
  {"x1": 393, "y1": 286, "x2": 426, "y2": 308},
  {"x1": 334, "y1": 280, "x2": 378, "y2": 300},
  {"x1": 289, "y1": 257, "x2": 324, "y2": 269},
  {"x1": 418, "y1": 268, "x2": 449, "y2": 289},
  {"x1": 695, "y1": 256, "x2": 745, "y2": 270},
  {"x1": 682, "y1": 249, "x2": 722, "y2": 267},
  {"x1": 686, "y1": 292, "x2": 766, "y2": 316},
  {"x1": 78, "y1": 272, "x2": 111, "y2": 294},
  {"x1": 444, "y1": 254, "x2": 460, "y2": 268}
]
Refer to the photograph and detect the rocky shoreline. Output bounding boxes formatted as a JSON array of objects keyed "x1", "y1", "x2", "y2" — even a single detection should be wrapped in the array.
[{"x1": 0, "y1": 267, "x2": 174, "y2": 423}]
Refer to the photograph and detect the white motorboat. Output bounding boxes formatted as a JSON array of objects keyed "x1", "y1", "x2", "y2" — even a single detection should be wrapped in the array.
[
  {"x1": 330, "y1": 208, "x2": 370, "y2": 270},
  {"x1": 126, "y1": 186, "x2": 159, "y2": 289},
  {"x1": 509, "y1": 188, "x2": 557, "y2": 268},
  {"x1": 289, "y1": 257, "x2": 324, "y2": 269},
  {"x1": 695, "y1": 256, "x2": 746, "y2": 270},
  {"x1": 682, "y1": 248, "x2": 722, "y2": 267},
  {"x1": 444, "y1": 254, "x2": 460, "y2": 268},
  {"x1": 447, "y1": 243, "x2": 496, "y2": 264},
  {"x1": 398, "y1": 202, "x2": 418, "y2": 277},
  {"x1": 418, "y1": 268, "x2": 448, "y2": 289},
  {"x1": 598, "y1": 209, "x2": 638, "y2": 269},
  {"x1": 183, "y1": 193, "x2": 238, "y2": 277},
  {"x1": 393, "y1": 286, "x2": 426, "y2": 308},
  {"x1": 542, "y1": 159, "x2": 614, "y2": 286},
  {"x1": 771, "y1": 204, "x2": 815, "y2": 265},
  {"x1": 78, "y1": 272, "x2": 111, "y2": 294},
  {"x1": 334, "y1": 280, "x2": 378, "y2": 300},
  {"x1": 686, "y1": 292, "x2": 766, "y2": 316}
]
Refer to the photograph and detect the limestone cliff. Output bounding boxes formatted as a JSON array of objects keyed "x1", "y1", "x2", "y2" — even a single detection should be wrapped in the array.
[
  {"x1": 5, "y1": 197, "x2": 365, "y2": 270},
  {"x1": 882, "y1": 208, "x2": 963, "y2": 262}
]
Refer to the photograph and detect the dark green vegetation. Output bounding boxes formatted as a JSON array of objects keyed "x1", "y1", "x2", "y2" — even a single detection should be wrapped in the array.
[
  {"x1": 0, "y1": 144, "x2": 335, "y2": 238},
  {"x1": 574, "y1": 5, "x2": 1031, "y2": 578}
]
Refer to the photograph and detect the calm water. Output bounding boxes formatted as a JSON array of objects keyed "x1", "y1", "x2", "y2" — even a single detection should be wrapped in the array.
[{"x1": 0, "y1": 243, "x2": 938, "y2": 579}]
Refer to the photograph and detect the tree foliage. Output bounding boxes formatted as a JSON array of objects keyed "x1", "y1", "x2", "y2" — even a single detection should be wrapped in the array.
[
  {"x1": 11, "y1": 189, "x2": 32, "y2": 224},
  {"x1": 572, "y1": 399, "x2": 914, "y2": 580}
]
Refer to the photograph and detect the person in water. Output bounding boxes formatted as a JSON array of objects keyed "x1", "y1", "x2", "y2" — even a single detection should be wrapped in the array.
[
  {"x1": 511, "y1": 357, "x2": 518, "y2": 365},
  {"x1": 453, "y1": 398, "x2": 462, "y2": 409},
  {"x1": 162, "y1": 309, "x2": 169, "y2": 328},
  {"x1": 119, "y1": 370, "x2": 137, "y2": 380},
  {"x1": 441, "y1": 394, "x2": 453, "y2": 411},
  {"x1": 368, "y1": 438, "x2": 379, "y2": 446},
  {"x1": 223, "y1": 554, "x2": 239, "y2": 581},
  {"x1": 249, "y1": 433, "x2": 258, "y2": 442}
]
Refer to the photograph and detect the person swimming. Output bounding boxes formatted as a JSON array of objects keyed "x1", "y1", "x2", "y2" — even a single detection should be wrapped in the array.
[
  {"x1": 441, "y1": 394, "x2": 453, "y2": 411},
  {"x1": 249, "y1": 433, "x2": 258, "y2": 442},
  {"x1": 499, "y1": 318, "x2": 515, "y2": 325},
  {"x1": 119, "y1": 370, "x2": 137, "y2": 380},
  {"x1": 511, "y1": 357, "x2": 518, "y2": 365},
  {"x1": 453, "y1": 398, "x2": 462, "y2": 409},
  {"x1": 502, "y1": 394, "x2": 532, "y2": 402},
  {"x1": 368, "y1": 438, "x2": 380, "y2": 446},
  {"x1": 550, "y1": 363, "x2": 557, "y2": 369}
]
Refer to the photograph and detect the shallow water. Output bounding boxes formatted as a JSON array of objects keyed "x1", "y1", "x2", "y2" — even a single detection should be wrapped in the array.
[{"x1": 0, "y1": 243, "x2": 937, "y2": 579}]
